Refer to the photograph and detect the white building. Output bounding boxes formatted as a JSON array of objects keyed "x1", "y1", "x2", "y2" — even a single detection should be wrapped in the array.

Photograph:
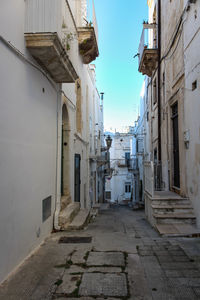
[
  {"x1": 0, "y1": 0, "x2": 103, "y2": 284},
  {"x1": 105, "y1": 131, "x2": 134, "y2": 205},
  {"x1": 131, "y1": 80, "x2": 151, "y2": 207},
  {"x1": 137, "y1": 0, "x2": 200, "y2": 233}
]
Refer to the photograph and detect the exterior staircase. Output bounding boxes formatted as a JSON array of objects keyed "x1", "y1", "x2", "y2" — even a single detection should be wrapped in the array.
[{"x1": 145, "y1": 191, "x2": 200, "y2": 236}]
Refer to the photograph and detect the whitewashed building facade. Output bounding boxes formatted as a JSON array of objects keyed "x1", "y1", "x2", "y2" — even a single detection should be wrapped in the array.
[
  {"x1": 105, "y1": 131, "x2": 134, "y2": 205},
  {"x1": 0, "y1": 0, "x2": 103, "y2": 283},
  {"x1": 137, "y1": 0, "x2": 200, "y2": 233}
]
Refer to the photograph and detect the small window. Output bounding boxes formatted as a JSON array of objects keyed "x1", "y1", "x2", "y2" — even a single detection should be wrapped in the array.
[
  {"x1": 105, "y1": 191, "x2": 111, "y2": 199},
  {"x1": 125, "y1": 152, "x2": 130, "y2": 166},
  {"x1": 42, "y1": 196, "x2": 52, "y2": 222},
  {"x1": 153, "y1": 78, "x2": 157, "y2": 105},
  {"x1": 125, "y1": 182, "x2": 131, "y2": 193},
  {"x1": 192, "y1": 80, "x2": 197, "y2": 91}
]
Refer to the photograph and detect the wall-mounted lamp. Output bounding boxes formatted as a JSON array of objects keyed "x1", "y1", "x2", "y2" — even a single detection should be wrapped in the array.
[{"x1": 105, "y1": 135, "x2": 112, "y2": 150}]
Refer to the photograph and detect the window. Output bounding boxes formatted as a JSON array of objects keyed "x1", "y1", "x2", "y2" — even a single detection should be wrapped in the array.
[
  {"x1": 154, "y1": 148, "x2": 157, "y2": 163},
  {"x1": 125, "y1": 182, "x2": 131, "y2": 193},
  {"x1": 42, "y1": 196, "x2": 52, "y2": 222},
  {"x1": 192, "y1": 80, "x2": 197, "y2": 91},
  {"x1": 125, "y1": 152, "x2": 130, "y2": 166},
  {"x1": 153, "y1": 78, "x2": 157, "y2": 105},
  {"x1": 105, "y1": 191, "x2": 111, "y2": 199}
]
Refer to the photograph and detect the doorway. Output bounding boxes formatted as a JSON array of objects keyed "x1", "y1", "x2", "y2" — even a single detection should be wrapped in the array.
[
  {"x1": 125, "y1": 182, "x2": 131, "y2": 200},
  {"x1": 74, "y1": 154, "x2": 81, "y2": 202},
  {"x1": 171, "y1": 102, "x2": 180, "y2": 188},
  {"x1": 61, "y1": 104, "x2": 70, "y2": 196}
]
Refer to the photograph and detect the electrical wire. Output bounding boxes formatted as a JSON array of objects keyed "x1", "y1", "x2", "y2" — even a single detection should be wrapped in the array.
[{"x1": 0, "y1": 35, "x2": 77, "y2": 111}]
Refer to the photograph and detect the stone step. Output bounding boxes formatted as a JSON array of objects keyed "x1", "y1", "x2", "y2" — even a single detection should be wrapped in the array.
[
  {"x1": 151, "y1": 204, "x2": 194, "y2": 214},
  {"x1": 59, "y1": 202, "x2": 80, "y2": 230},
  {"x1": 68, "y1": 209, "x2": 90, "y2": 230},
  {"x1": 154, "y1": 213, "x2": 196, "y2": 225},
  {"x1": 152, "y1": 198, "x2": 190, "y2": 206},
  {"x1": 156, "y1": 224, "x2": 200, "y2": 237},
  {"x1": 60, "y1": 194, "x2": 71, "y2": 211}
]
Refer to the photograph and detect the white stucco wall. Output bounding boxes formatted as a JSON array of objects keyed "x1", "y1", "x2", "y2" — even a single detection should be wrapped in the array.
[
  {"x1": 183, "y1": 0, "x2": 200, "y2": 226},
  {"x1": 0, "y1": 0, "x2": 102, "y2": 284},
  {"x1": 0, "y1": 0, "x2": 60, "y2": 283}
]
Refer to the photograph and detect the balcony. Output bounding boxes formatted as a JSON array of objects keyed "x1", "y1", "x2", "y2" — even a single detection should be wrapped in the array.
[
  {"x1": 78, "y1": 27, "x2": 99, "y2": 64},
  {"x1": 118, "y1": 159, "x2": 130, "y2": 168},
  {"x1": 128, "y1": 158, "x2": 139, "y2": 172},
  {"x1": 25, "y1": 0, "x2": 78, "y2": 83},
  {"x1": 138, "y1": 23, "x2": 158, "y2": 77},
  {"x1": 77, "y1": 4, "x2": 99, "y2": 64}
]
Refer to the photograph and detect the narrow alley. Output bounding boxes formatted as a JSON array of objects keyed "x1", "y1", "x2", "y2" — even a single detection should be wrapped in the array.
[
  {"x1": 1, "y1": 205, "x2": 200, "y2": 300},
  {"x1": 1, "y1": 0, "x2": 200, "y2": 298}
]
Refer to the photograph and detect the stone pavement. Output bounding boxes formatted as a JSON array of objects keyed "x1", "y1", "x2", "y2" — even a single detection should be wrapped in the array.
[{"x1": 1, "y1": 205, "x2": 200, "y2": 299}]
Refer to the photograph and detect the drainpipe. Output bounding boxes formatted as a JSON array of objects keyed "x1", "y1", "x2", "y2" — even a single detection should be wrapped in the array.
[
  {"x1": 54, "y1": 86, "x2": 62, "y2": 231},
  {"x1": 157, "y1": 0, "x2": 162, "y2": 185}
]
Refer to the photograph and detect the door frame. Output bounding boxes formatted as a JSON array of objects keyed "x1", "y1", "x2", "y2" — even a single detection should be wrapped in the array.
[
  {"x1": 74, "y1": 154, "x2": 81, "y2": 202},
  {"x1": 171, "y1": 101, "x2": 180, "y2": 189}
]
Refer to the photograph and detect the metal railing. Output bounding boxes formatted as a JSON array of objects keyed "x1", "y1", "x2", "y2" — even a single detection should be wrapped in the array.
[
  {"x1": 92, "y1": 1, "x2": 98, "y2": 45},
  {"x1": 138, "y1": 23, "x2": 157, "y2": 67},
  {"x1": 144, "y1": 160, "x2": 163, "y2": 197},
  {"x1": 144, "y1": 161, "x2": 154, "y2": 197}
]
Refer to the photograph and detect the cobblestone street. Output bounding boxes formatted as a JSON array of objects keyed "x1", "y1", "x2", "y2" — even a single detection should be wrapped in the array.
[{"x1": 1, "y1": 205, "x2": 200, "y2": 299}]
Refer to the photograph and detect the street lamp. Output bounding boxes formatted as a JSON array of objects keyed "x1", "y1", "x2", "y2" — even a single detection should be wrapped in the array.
[{"x1": 105, "y1": 135, "x2": 112, "y2": 150}]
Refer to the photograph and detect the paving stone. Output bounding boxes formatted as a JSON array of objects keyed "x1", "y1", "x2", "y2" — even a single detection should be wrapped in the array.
[
  {"x1": 54, "y1": 298, "x2": 94, "y2": 300},
  {"x1": 139, "y1": 245, "x2": 153, "y2": 250},
  {"x1": 0, "y1": 296, "x2": 29, "y2": 300},
  {"x1": 138, "y1": 250, "x2": 154, "y2": 256},
  {"x1": 165, "y1": 245, "x2": 181, "y2": 251},
  {"x1": 79, "y1": 273, "x2": 127, "y2": 297},
  {"x1": 55, "y1": 273, "x2": 81, "y2": 295},
  {"x1": 151, "y1": 245, "x2": 166, "y2": 251},
  {"x1": 193, "y1": 287, "x2": 200, "y2": 297},
  {"x1": 126, "y1": 254, "x2": 152, "y2": 299},
  {"x1": 141, "y1": 256, "x2": 165, "y2": 277},
  {"x1": 87, "y1": 267, "x2": 122, "y2": 273},
  {"x1": 86, "y1": 251, "x2": 125, "y2": 267},
  {"x1": 168, "y1": 278, "x2": 198, "y2": 299},
  {"x1": 168, "y1": 277, "x2": 200, "y2": 287},
  {"x1": 172, "y1": 256, "x2": 190, "y2": 262},
  {"x1": 153, "y1": 250, "x2": 170, "y2": 256},
  {"x1": 66, "y1": 265, "x2": 86, "y2": 274},
  {"x1": 147, "y1": 276, "x2": 175, "y2": 300},
  {"x1": 59, "y1": 298, "x2": 118, "y2": 300},
  {"x1": 164, "y1": 269, "x2": 183, "y2": 278},
  {"x1": 169, "y1": 250, "x2": 186, "y2": 256},
  {"x1": 156, "y1": 255, "x2": 174, "y2": 263},
  {"x1": 71, "y1": 250, "x2": 87, "y2": 264},
  {"x1": 161, "y1": 262, "x2": 198, "y2": 270},
  {"x1": 181, "y1": 269, "x2": 200, "y2": 278}
]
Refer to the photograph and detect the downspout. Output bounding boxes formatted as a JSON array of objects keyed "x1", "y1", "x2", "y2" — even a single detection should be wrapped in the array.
[
  {"x1": 157, "y1": 0, "x2": 161, "y2": 163},
  {"x1": 54, "y1": 86, "x2": 62, "y2": 231}
]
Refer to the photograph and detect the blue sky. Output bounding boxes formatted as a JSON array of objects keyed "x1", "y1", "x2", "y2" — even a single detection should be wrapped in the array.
[{"x1": 92, "y1": 0, "x2": 148, "y2": 132}]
